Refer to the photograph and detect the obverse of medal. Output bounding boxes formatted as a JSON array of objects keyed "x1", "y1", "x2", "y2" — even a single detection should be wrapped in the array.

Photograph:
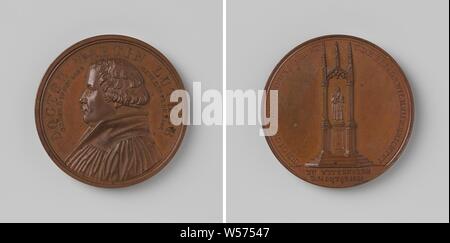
[
  {"x1": 35, "y1": 35, "x2": 186, "y2": 188},
  {"x1": 264, "y1": 35, "x2": 413, "y2": 188}
]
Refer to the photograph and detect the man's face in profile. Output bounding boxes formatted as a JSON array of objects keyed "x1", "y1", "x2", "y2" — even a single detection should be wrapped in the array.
[{"x1": 80, "y1": 68, "x2": 115, "y2": 125}]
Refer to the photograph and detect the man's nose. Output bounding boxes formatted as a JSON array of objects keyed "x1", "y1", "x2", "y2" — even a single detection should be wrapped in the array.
[{"x1": 80, "y1": 90, "x2": 87, "y2": 103}]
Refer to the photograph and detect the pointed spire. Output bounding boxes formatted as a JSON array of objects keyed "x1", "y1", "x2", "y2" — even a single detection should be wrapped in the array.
[
  {"x1": 322, "y1": 42, "x2": 327, "y2": 73},
  {"x1": 347, "y1": 42, "x2": 353, "y2": 68},
  {"x1": 334, "y1": 42, "x2": 340, "y2": 69}
]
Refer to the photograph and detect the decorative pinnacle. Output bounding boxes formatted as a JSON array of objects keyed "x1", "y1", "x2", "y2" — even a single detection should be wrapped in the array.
[{"x1": 334, "y1": 42, "x2": 340, "y2": 69}]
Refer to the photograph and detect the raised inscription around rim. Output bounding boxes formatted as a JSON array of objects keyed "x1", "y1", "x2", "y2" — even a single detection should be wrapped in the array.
[{"x1": 266, "y1": 38, "x2": 412, "y2": 186}]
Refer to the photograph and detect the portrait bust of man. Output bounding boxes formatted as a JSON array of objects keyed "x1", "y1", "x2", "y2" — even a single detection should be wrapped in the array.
[{"x1": 66, "y1": 58, "x2": 161, "y2": 183}]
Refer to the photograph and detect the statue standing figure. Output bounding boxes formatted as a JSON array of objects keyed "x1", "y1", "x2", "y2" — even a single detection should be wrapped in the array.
[{"x1": 331, "y1": 87, "x2": 344, "y2": 121}]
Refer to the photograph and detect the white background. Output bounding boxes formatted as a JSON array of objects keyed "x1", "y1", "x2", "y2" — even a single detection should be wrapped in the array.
[
  {"x1": 0, "y1": 0, "x2": 222, "y2": 222},
  {"x1": 227, "y1": 0, "x2": 449, "y2": 222}
]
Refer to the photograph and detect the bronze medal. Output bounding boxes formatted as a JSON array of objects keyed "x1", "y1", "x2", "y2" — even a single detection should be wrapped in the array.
[
  {"x1": 264, "y1": 35, "x2": 414, "y2": 188},
  {"x1": 35, "y1": 35, "x2": 186, "y2": 188}
]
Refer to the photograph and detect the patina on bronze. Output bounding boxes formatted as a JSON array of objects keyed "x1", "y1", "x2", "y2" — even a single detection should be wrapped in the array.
[
  {"x1": 35, "y1": 35, "x2": 186, "y2": 188},
  {"x1": 264, "y1": 35, "x2": 413, "y2": 188}
]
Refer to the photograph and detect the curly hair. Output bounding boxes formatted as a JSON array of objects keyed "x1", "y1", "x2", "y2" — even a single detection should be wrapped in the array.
[{"x1": 90, "y1": 58, "x2": 149, "y2": 107}]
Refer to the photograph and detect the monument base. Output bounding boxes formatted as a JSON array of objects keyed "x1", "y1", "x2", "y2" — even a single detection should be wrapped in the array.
[{"x1": 305, "y1": 151, "x2": 372, "y2": 168}]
